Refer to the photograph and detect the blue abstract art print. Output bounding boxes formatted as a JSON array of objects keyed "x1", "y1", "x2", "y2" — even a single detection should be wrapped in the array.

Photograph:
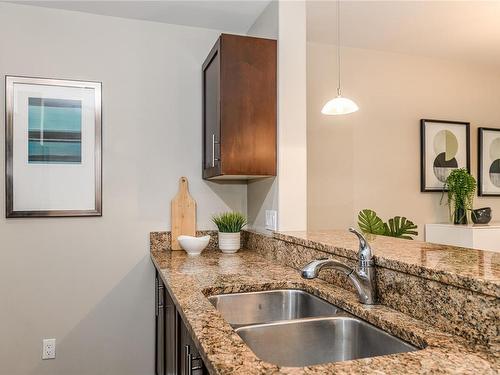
[
  {"x1": 28, "y1": 97, "x2": 82, "y2": 164},
  {"x1": 6, "y1": 76, "x2": 102, "y2": 217}
]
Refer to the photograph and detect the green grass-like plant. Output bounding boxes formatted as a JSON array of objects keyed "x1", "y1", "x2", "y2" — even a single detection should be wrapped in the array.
[{"x1": 212, "y1": 212, "x2": 247, "y2": 233}]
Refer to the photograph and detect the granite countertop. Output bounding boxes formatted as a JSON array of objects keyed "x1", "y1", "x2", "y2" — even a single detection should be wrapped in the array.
[
  {"x1": 151, "y1": 248, "x2": 499, "y2": 375},
  {"x1": 426, "y1": 223, "x2": 500, "y2": 229},
  {"x1": 275, "y1": 230, "x2": 500, "y2": 297}
]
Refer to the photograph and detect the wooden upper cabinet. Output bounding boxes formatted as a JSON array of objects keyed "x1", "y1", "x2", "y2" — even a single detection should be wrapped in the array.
[{"x1": 202, "y1": 34, "x2": 277, "y2": 180}]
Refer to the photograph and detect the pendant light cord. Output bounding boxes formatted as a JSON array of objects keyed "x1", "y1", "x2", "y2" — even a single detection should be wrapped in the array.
[
  {"x1": 337, "y1": 0, "x2": 342, "y2": 97},
  {"x1": 321, "y1": 0, "x2": 359, "y2": 115}
]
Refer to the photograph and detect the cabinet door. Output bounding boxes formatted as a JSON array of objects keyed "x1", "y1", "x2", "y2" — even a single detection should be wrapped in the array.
[
  {"x1": 164, "y1": 289, "x2": 178, "y2": 375},
  {"x1": 178, "y1": 318, "x2": 207, "y2": 375},
  {"x1": 219, "y1": 34, "x2": 277, "y2": 177},
  {"x1": 155, "y1": 275, "x2": 165, "y2": 375},
  {"x1": 202, "y1": 41, "x2": 221, "y2": 178}
]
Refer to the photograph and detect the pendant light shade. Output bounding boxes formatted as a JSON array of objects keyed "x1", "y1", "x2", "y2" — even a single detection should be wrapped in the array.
[
  {"x1": 322, "y1": 0, "x2": 359, "y2": 116},
  {"x1": 321, "y1": 96, "x2": 359, "y2": 115}
]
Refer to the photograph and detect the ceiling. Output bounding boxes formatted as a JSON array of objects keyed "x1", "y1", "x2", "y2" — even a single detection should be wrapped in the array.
[
  {"x1": 307, "y1": 1, "x2": 500, "y2": 67},
  {"x1": 14, "y1": 1, "x2": 271, "y2": 33},
  {"x1": 11, "y1": 1, "x2": 500, "y2": 67}
]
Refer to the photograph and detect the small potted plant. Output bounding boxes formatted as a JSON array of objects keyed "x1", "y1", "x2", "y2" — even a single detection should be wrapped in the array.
[
  {"x1": 443, "y1": 168, "x2": 476, "y2": 225},
  {"x1": 212, "y1": 212, "x2": 247, "y2": 254}
]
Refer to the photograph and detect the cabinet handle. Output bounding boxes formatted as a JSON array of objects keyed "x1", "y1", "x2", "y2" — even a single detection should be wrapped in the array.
[
  {"x1": 211, "y1": 134, "x2": 219, "y2": 168},
  {"x1": 155, "y1": 277, "x2": 158, "y2": 316},
  {"x1": 184, "y1": 344, "x2": 202, "y2": 375},
  {"x1": 155, "y1": 280, "x2": 163, "y2": 316},
  {"x1": 184, "y1": 345, "x2": 192, "y2": 375}
]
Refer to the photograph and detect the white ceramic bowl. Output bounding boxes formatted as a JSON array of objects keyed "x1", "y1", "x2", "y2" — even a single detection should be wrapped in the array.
[{"x1": 177, "y1": 235, "x2": 210, "y2": 256}]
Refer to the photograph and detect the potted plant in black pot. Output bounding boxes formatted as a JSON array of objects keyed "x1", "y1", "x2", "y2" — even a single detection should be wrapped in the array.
[{"x1": 443, "y1": 168, "x2": 476, "y2": 224}]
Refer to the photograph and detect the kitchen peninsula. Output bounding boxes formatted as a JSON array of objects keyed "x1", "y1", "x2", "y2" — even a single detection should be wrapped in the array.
[{"x1": 150, "y1": 230, "x2": 499, "y2": 374}]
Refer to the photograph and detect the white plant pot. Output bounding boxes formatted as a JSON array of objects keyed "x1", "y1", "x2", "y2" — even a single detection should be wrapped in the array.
[{"x1": 218, "y1": 232, "x2": 241, "y2": 254}]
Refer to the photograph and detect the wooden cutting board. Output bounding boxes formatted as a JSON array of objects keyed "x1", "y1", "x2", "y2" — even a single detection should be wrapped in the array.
[{"x1": 171, "y1": 177, "x2": 196, "y2": 250}]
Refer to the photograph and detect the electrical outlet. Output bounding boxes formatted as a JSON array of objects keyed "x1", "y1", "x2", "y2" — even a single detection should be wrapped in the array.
[
  {"x1": 42, "y1": 338, "x2": 56, "y2": 360},
  {"x1": 265, "y1": 210, "x2": 278, "y2": 231}
]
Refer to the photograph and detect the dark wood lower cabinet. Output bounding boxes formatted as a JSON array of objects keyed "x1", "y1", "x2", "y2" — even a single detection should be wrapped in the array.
[
  {"x1": 178, "y1": 319, "x2": 206, "y2": 375},
  {"x1": 156, "y1": 274, "x2": 166, "y2": 375},
  {"x1": 156, "y1": 272, "x2": 208, "y2": 375}
]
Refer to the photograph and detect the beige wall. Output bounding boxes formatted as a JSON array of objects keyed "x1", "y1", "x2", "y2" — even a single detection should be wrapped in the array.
[
  {"x1": 307, "y1": 41, "x2": 500, "y2": 239},
  {"x1": 0, "y1": 3, "x2": 246, "y2": 375}
]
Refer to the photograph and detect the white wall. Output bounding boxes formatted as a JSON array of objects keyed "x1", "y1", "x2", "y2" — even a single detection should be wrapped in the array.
[
  {"x1": 246, "y1": 1, "x2": 279, "y2": 233},
  {"x1": 0, "y1": 3, "x2": 246, "y2": 374},
  {"x1": 277, "y1": 0, "x2": 307, "y2": 231},
  {"x1": 307, "y1": 41, "x2": 500, "y2": 239},
  {"x1": 246, "y1": 0, "x2": 308, "y2": 233},
  {"x1": 246, "y1": 0, "x2": 278, "y2": 39}
]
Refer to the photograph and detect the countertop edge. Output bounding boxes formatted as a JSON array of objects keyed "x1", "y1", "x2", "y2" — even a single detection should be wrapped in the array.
[{"x1": 273, "y1": 232, "x2": 500, "y2": 298}]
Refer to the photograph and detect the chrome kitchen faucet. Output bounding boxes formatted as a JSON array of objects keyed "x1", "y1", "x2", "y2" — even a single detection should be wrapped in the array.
[{"x1": 301, "y1": 228, "x2": 377, "y2": 304}]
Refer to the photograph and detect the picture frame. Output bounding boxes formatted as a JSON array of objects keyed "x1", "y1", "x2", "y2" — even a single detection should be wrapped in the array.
[
  {"x1": 5, "y1": 76, "x2": 102, "y2": 217},
  {"x1": 420, "y1": 119, "x2": 470, "y2": 192},
  {"x1": 478, "y1": 127, "x2": 500, "y2": 196}
]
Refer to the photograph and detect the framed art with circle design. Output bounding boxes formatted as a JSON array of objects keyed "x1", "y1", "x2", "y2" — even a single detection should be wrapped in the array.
[
  {"x1": 420, "y1": 119, "x2": 470, "y2": 192},
  {"x1": 478, "y1": 127, "x2": 500, "y2": 197}
]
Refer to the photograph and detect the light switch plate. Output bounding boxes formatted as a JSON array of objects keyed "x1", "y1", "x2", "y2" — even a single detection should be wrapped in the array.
[{"x1": 265, "y1": 210, "x2": 278, "y2": 231}]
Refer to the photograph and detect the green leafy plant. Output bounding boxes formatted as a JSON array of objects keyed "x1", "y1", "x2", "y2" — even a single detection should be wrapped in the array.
[
  {"x1": 212, "y1": 212, "x2": 247, "y2": 233},
  {"x1": 383, "y1": 216, "x2": 418, "y2": 240},
  {"x1": 442, "y1": 168, "x2": 476, "y2": 224},
  {"x1": 357, "y1": 209, "x2": 418, "y2": 240},
  {"x1": 358, "y1": 209, "x2": 385, "y2": 235}
]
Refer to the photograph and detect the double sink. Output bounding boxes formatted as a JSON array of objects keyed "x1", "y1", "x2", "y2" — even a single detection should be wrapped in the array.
[{"x1": 208, "y1": 289, "x2": 419, "y2": 367}]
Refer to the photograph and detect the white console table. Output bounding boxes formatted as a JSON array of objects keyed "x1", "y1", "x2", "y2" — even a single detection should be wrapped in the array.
[{"x1": 425, "y1": 223, "x2": 500, "y2": 253}]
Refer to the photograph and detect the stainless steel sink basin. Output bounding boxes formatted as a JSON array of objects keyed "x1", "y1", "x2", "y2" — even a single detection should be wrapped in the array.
[
  {"x1": 208, "y1": 289, "x2": 420, "y2": 367},
  {"x1": 208, "y1": 289, "x2": 344, "y2": 327},
  {"x1": 236, "y1": 317, "x2": 418, "y2": 367}
]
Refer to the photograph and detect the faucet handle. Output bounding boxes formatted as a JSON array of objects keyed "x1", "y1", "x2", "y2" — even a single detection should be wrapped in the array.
[{"x1": 348, "y1": 227, "x2": 374, "y2": 263}]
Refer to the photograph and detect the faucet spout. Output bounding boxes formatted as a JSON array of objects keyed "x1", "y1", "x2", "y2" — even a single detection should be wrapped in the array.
[
  {"x1": 300, "y1": 228, "x2": 377, "y2": 305},
  {"x1": 349, "y1": 227, "x2": 374, "y2": 265},
  {"x1": 301, "y1": 259, "x2": 353, "y2": 279}
]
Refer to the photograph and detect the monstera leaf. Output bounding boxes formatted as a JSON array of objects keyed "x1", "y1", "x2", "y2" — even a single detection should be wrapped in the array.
[
  {"x1": 358, "y1": 209, "x2": 385, "y2": 235},
  {"x1": 383, "y1": 216, "x2": 418, "y2": 240},
  {"x1": 358, "y1": 209, "x2": 419, "y2": 240}
]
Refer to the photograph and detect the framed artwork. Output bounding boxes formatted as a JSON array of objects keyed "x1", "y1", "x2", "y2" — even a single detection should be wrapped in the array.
[
  {"x1": 5, "y1": 76, "x2": 102, "y2": 217},
  {"x1": 478, "y1": 127, "x2": 500, "y2": 196},
  {"x1": 420, "y1": 119, "x2": 470, "y2": 192}
]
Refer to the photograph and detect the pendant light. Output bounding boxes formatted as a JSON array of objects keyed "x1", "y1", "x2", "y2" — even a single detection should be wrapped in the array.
[{"x1": 321, "y1": 0, "x2": 359, "y2": 115}]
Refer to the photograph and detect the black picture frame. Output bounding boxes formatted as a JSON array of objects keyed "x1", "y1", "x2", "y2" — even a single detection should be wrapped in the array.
[
  {"x1": 478, "y1": 127, "x2": 500, "y2": 197},
  {"x1": 420, "y1": 119, "x2": 470, "y2": 192}
]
